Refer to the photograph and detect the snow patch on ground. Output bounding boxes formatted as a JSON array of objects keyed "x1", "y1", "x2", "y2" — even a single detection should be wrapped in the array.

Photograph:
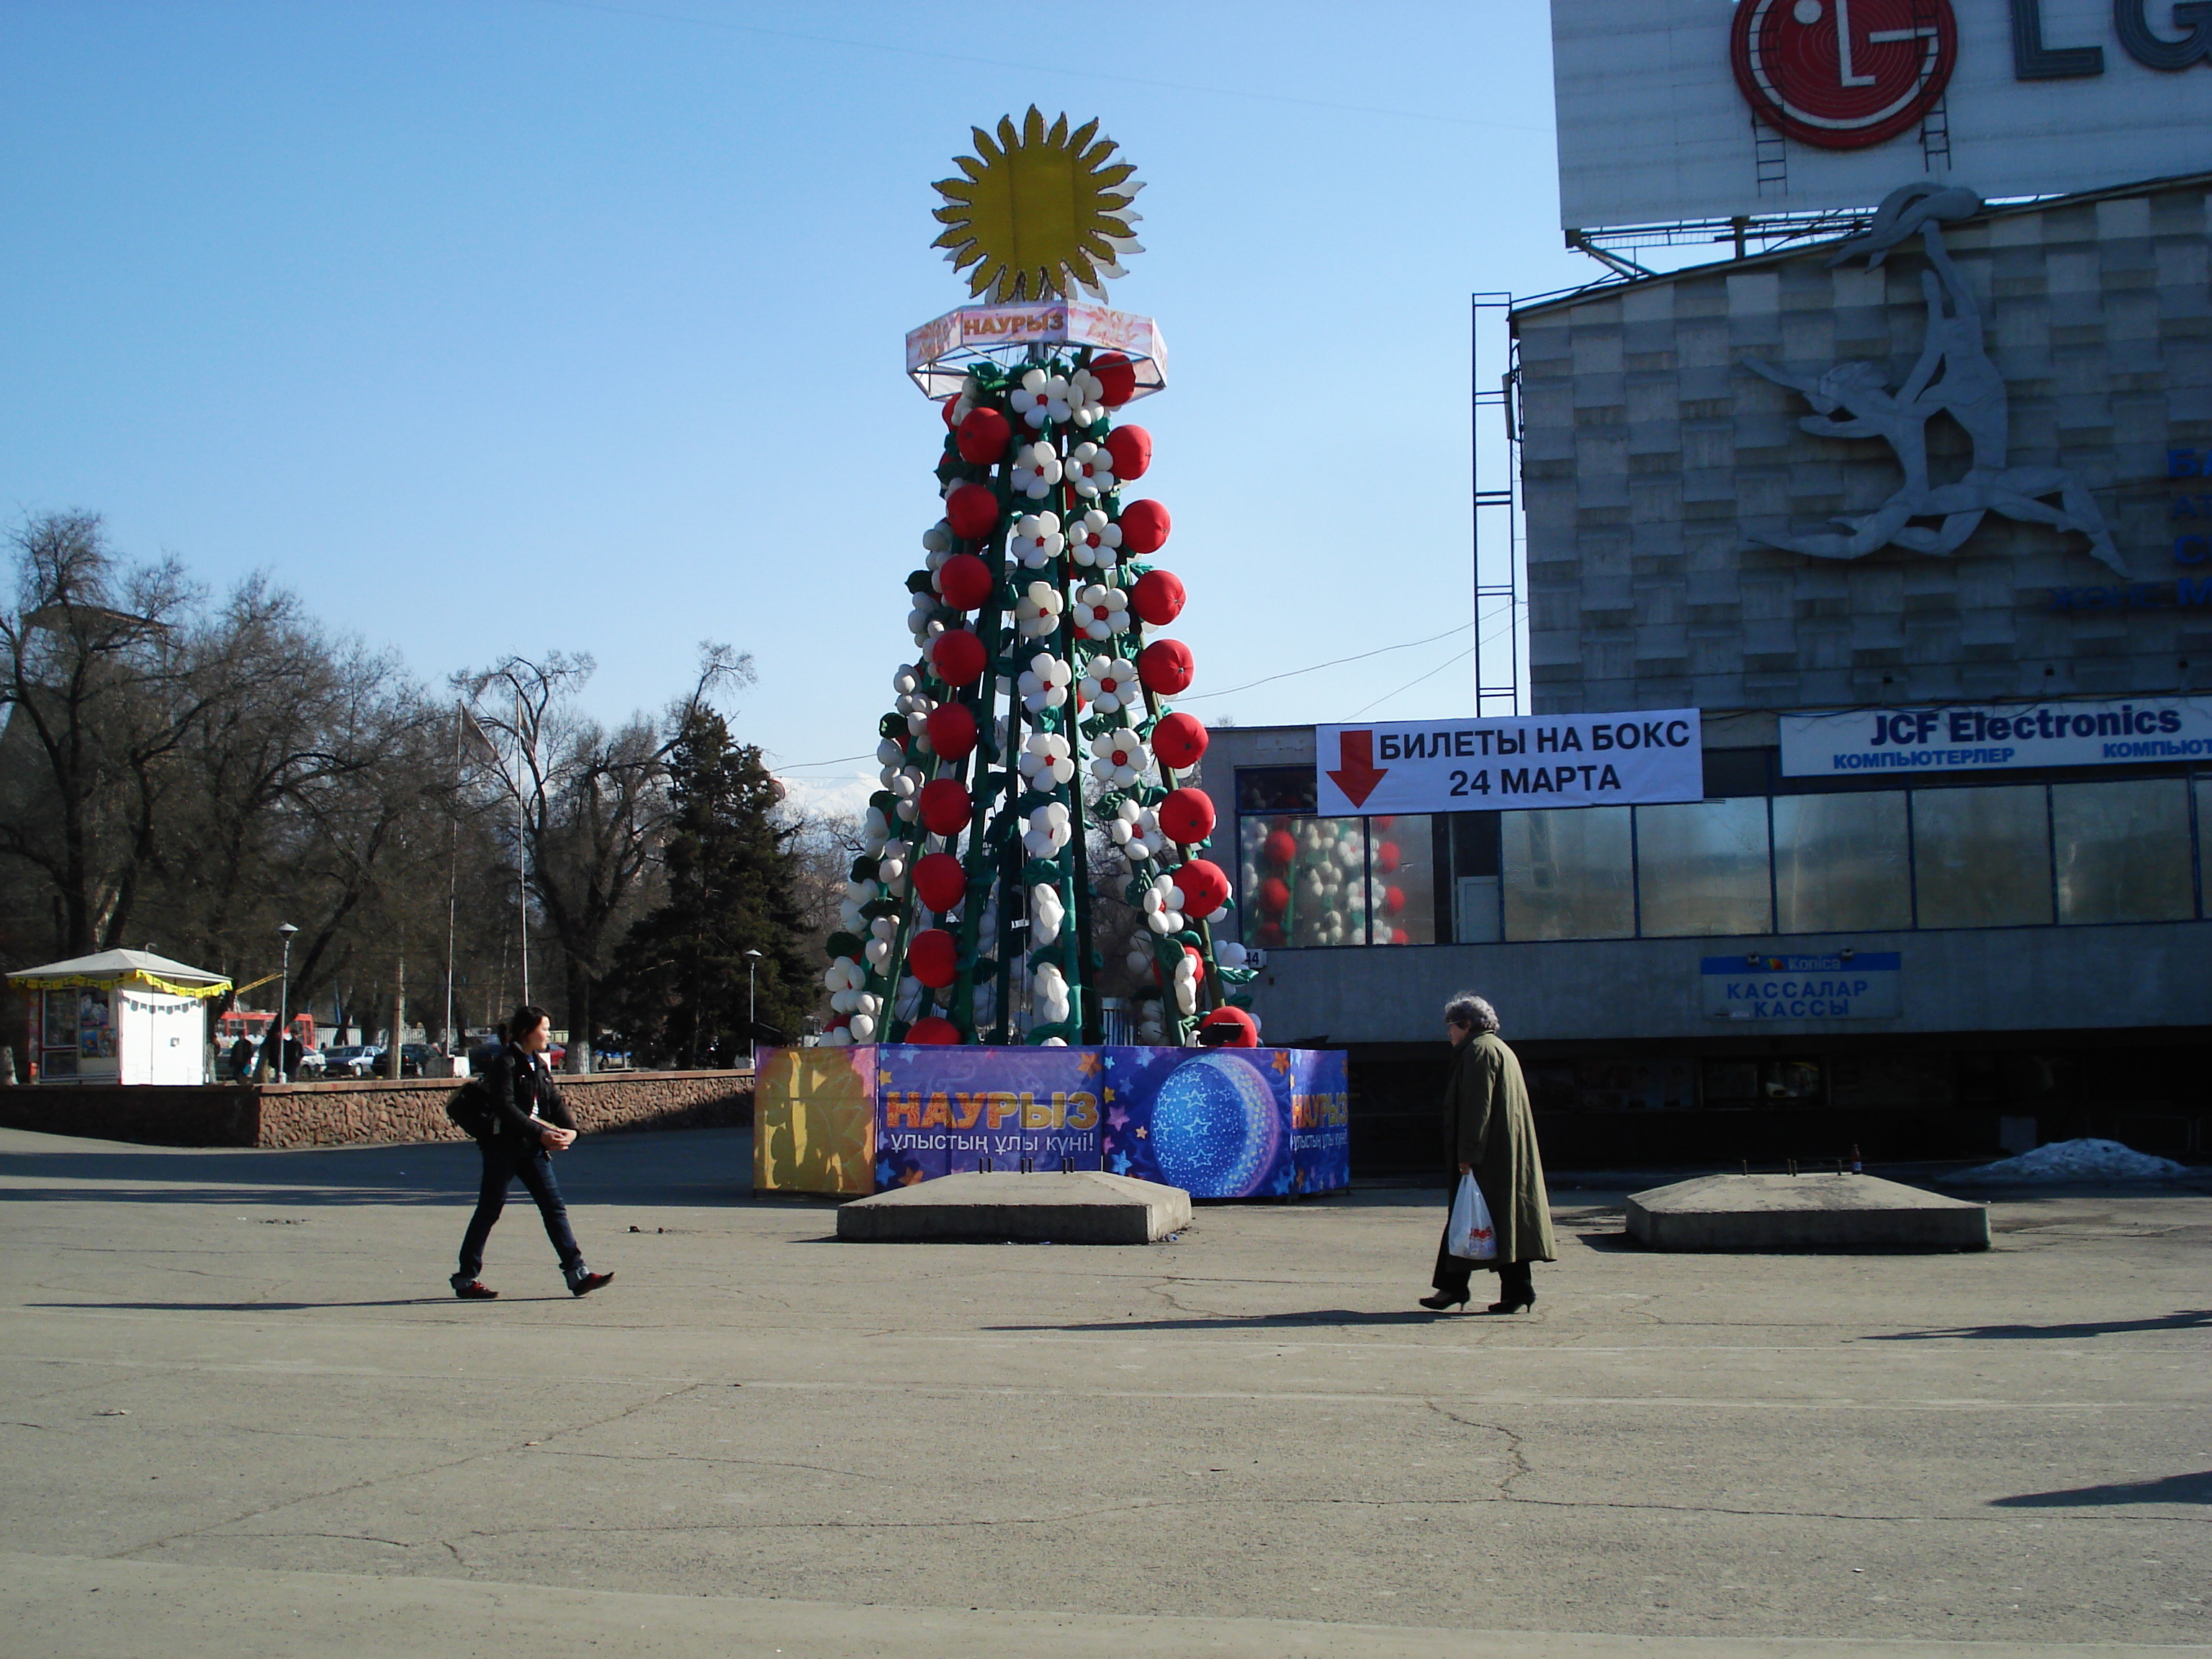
[{"x1": 1954, "y1": 1137, "x2": 2190, "y2": 1184}]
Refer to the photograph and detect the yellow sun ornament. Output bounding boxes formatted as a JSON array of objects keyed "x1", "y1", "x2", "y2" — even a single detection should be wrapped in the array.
[{"x1": 931, "y1": 108, "x2": 1144, "y2": 305}]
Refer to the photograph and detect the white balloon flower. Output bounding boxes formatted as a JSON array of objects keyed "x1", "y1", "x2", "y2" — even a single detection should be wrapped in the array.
[
  {"x1": 1089, "y1": 727, "x2": 1151, "y2": 791},
  {"x1": 1011, "y1": 368, "x2": 1072, "y2": 429},
  {"x1": 1078, "y1": 655, "x2": 1141, "y2": 714},
  {"x1": 1014, "y1": 580, "x2": 1064, "y2": 639},
  {"x1": 1012, "y1": 511, "x2": 1064, "y2": 569},
  {"x1": 1064, "y1": 441, "x2": 1116, "y2": 500},
  {"x1": 1069, "y1": 509, "x2": 1122, "y2": 568},
  {"x1": 1010, "y1": 440, "x2": 1064, "y2": 500},
  {"x1": 1071, "y1": 583, "x2": 1129, "y2": 640},
  {"x1": 1017, "y1": 652, "x2": 1071, "y2": 712},
  {"x1": 1019, "y1": 732, "x2": 1075, "y2": 790}
]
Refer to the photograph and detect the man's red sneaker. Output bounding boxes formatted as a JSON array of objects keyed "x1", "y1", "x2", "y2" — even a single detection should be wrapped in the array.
[
  {"x1": 453, "y1": 1280, "x2": 499, "y2": 1300},
  {"x1": 568, "y1": 1271, "x2": 613, "y2": 1298}
]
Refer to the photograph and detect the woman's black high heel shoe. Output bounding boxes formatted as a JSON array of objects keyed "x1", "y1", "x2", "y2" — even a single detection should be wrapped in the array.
[
  {"x1": 1419, "y1": 1292, "x2": 1469, "y2": 1312},
  {"x1": 1483, "y1": 1295, "x2": 1536, "y2": 1315}
]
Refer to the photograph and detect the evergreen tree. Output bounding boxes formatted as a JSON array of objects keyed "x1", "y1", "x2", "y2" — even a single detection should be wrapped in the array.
[{"x1": 603, "y1": 711, "x2": 811, "y2": 1067}]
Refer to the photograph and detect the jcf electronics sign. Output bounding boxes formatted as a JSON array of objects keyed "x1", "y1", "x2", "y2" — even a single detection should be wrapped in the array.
[
  {"x1": 1780, "y1": 696, "x2": 2212, "y2": 775},
  {"x1": 1316, "y1": 711, "x2": 1704, "y2": 817}
]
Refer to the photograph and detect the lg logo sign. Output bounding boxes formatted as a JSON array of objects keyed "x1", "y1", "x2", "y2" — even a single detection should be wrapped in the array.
[{"x1": 1732, "y1": 0, "x2": 1958, "y2": 148}]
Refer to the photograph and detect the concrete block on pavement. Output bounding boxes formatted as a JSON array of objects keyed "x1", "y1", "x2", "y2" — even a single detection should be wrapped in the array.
[
  {"x1": 835, "y1": 1170, "x2": 1192, "y2": 1245},
  {"x1": 1625, "y1": 1172, "x2": 1990, "y2": 1251}
]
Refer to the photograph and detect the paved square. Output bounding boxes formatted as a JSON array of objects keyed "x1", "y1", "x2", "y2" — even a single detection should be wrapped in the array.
[{"x1": 0, "y1": 1125, "x2": 2205, "y2": 1657}]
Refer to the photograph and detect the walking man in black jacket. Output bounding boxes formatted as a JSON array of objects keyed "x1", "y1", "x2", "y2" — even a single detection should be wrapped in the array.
[{"x1": 451, "y1": 1004, "x2": 613, "y2": 1301}]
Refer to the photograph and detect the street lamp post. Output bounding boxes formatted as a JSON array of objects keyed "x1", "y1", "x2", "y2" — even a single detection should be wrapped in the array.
[
  {"x1": 744, "y1": 949, "x2": 763, "y2": 1069},
  {"x1": 275, "y1": 922, "x2": 299, "y2": 1082}
]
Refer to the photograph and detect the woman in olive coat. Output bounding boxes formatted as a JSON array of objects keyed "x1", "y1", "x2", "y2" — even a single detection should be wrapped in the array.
[{"x1": 1421, "y1": 993, "x2": 1555, "y2": 1313}]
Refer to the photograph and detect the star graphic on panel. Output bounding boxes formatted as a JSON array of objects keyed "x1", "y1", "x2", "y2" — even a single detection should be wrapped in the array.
[
  {"x1": 896, "y1": 1166, "x2": 927, "y2": 1187},
  {"x1": 1107, "y1": 1106, "x2": 1129, "y2": 1130},
  {"x1": 874, "y1": 1158, "x2": 896, "y2": 1189},
  {"x1": 1076, "y1": 1053, "x2": 1102, "y2": 1076},
  {"x1": 1108, "y1": 1151, "x2": 1133, "y2": 1175},
  {"x1": 1269, "y1": 1051, "x2": 1292, "y2": 1076},
  {"x1": 1135, "y1": 1125, "x2": 1147, "y2": 1138}
]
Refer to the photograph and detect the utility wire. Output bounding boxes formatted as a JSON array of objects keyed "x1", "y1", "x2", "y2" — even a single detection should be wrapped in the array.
[
  {"x1": 1352, "y1": 614, "x2": 1520, "y2": 717},
  {"x1": 1178, "y1": 622, "x2": 1472, "y2": 703},
  {"x1": 520, "y1": 0, "x2": 1545, "y2": 132}
]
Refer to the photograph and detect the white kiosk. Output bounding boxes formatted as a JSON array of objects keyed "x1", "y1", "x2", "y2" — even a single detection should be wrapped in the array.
[{"x1": 8, "y1": 950, "x2": 233, "y2": 1085}]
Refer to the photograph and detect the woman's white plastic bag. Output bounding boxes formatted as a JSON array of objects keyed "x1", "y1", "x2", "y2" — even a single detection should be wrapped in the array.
[{"x1": 1446, "y1": 1170, "x2": 1497, "y2": 1261}]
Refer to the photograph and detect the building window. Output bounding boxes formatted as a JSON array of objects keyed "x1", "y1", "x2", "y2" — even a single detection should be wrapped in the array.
[
  {"x1": 2199, "y1": 778, "x2": 2212, "y2": 919},
  {"x1": 1773, "y1": 791, "x2": 1912, "y2": 933},
  {"x1": 1367, "y1": 816, "x2": 1437, "y2": 945},
  {"x1": 2052, "y1": 778, "x2": 2194, "y2": 925},
  {"x1": 1502, "y1": 806, "x2": 1635, "y2": 940},
  {"x1": 1910, "y1": 785, "x2": 2054, "y2": 929},
  {"x1": 1239, "y1": 811, "x2": 1367, "y2": 948},
  {"x1": 1634, "y1": 797, "x2": 1773, "y2": 937}
]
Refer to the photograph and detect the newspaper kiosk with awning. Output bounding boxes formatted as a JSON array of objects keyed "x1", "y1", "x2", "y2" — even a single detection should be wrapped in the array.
[{"x1": 7, "y1": 950, "x2": 232, "y2": 1085}]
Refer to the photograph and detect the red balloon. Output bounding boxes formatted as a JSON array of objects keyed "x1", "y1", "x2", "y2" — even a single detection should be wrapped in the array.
[
  {"x1": 1199, "y1": 1006, "x2": 1259, "y2": 1048},
  {"x1": 945, "y1": 482, "x2": 999, "y2": 540},
  {"x1": 1257, "y1": 920, "x2": 1285, "y2": 947},
  {"x1": 1372, "y1": 814, "x2": 1395, "y2": 830},
  {"x1": 1138, "y1": 638, "x2": 1194, "y2": 695},
  {"x1": 1102, "y1": 424, "x2": 1151, "y2": 481},
  {"x1": 1390, "y1": 927, "x2": 1410, "y2": 946},
  {"x1": 918, "y1": 778, "x2": 971, "y2": 835},
  {"x1": 956, "y1": 406, "x2": 1012, "y2": 465},
  {"x1": 1383, "y1": 885, "x2": 1406, "y2": 914},
  {"x1": 936, "y1": 552, "x2": 992, "y2": 611},
  {"x1": 1157, "y1": 786, "x2": 1215, "y2": 845},
  {"x1": 907, "y1": 928, "x2": 958, "y2": 988},
  {"x1": 1150, "y1": 709, "x2": 1207, "y2": 770},
  {"x1": 1262, "y1": 831, "x2": 1296, "y2": 871},
  {"x1": 1375, "y1": 840, "x2": 1401, "y2": 873},
  {"x1": 925, "y1": 701, "x2": 977, "y2": 760},
  {"x1": 1118, "y1": 499, "x2": 1171, "y2": 554},
  {"x1": 929, "y1": 629, "x2": 986, "y2": 687},
  {"x1": 940, "y1": 397, "x2": 958, "y2": 429},
  {"x1": 1173, "y1": 858, "x2": 1231, "y2": 918},
  {"x1": 1130, "y1": 568, "x2": 1184, "y2": 626},
  {"x1": 1090, "y1": 351, "x2": 1138, "y2": 407},
  {"x1": 905, "y1": 1015, "x2": 960, "y2": 1045},
  {"x1": 1258, "y1": 876, "x2": 1290, "y2": 916},
  {"x1": 912, "y1": 851, "x2": 966, "y2": 913},
  {"x1": 913, "y1": 851, "x2": 966, "y2": 914}
]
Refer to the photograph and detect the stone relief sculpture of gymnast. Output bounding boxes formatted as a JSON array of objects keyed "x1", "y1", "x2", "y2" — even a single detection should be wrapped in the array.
[{"x1": 1743, "y1": 182, "x2": 2125, "y2": 577}]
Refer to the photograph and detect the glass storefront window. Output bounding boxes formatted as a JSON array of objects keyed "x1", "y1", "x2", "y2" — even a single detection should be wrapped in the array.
[
  {"x1": 1367, "y1": 815, "x2": 1437, "y2": 945},
  {"x1": 2199, "y1": 779, "x2": 2212, "y2": 919},
  {"x1": 1635, "y1": 798, "x2": 1773, "y2": 937},
  {"x1": 2052, "y1": 778, "x2": 2194, "y2": 924},
  {"x1": 1911, "y1": 785, "x2": 2054, "y2": 929},
  {"x1": 1773, "y1": 791, "x2": 1912, "y2": 933},
  {"x1": 1503, "y1": 806, "x2": 1635, "y2": 940},
  {"x1": 1241, "y1": 814, "x2": 1367, "y2": 948}
]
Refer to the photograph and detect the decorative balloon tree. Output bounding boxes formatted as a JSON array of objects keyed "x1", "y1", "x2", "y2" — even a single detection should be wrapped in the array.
[{"x1": 818, "y1": 110, "x2": 1256, "y2": 1048}]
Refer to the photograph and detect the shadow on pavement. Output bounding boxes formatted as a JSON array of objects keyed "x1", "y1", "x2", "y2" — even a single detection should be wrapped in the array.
[
  {"x1": 27, "y1": 1297, "x2": 459, "y2": 1312},
  {"x1": 1990, "y1": 1471, "x2": 2212, "y2": 1507},
  {"x1": 1865, "y1": 1309, "x2": 2212, "y2": 1341},
  {"x1": 0, "y1": 1128, "x2": 752, "y2": 1210},
  {"x1": 989, "y1": 1308, "x2": 1485, "y2": 1332}
]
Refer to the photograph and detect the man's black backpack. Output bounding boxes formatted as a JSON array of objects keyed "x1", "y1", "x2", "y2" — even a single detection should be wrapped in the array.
[{"x1": 445, "y1": 1074, "x2": 499, "y2": 1141}]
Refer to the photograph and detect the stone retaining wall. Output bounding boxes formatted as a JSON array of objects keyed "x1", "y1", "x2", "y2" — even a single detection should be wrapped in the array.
[{"x1": 0, "y1": 1071, "x2": 753, "y2": 1149}]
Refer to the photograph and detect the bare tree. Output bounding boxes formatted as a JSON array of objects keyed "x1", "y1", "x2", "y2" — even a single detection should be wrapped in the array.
[
  {"x1": 0, "y1": 513, "x2": 210, "y2": 954},
  {"x1": 457, "y1": 644, "x2": 752, "y2": 1071}
]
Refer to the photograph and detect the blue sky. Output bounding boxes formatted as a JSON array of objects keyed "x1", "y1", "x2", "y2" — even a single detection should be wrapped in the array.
[{"x1": 1, "y1": 1, "x2": 1597, "y2": 816}]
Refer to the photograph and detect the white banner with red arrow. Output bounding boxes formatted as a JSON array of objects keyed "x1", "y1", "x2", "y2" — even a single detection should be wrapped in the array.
[{"x1": 1313, "y1": 710, "x2": 1704, "y2": 817}]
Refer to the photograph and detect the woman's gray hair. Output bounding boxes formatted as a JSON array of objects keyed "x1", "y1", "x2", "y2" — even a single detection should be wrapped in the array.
[{"x1": 1444, "y1": 994, "x2": 1498, "y2": 1033}]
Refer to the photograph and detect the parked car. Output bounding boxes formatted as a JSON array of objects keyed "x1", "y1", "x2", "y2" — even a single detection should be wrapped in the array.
[
  {"x1": 294, "y1": 1048, "x2": 328, "y2": 1079},
  {"x1": 399, "y1": 1043, "x2": 439, "y2": 1077},
  {"x1": 320, "y1": 1045, "x2": 379, "y2": 1078}
]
